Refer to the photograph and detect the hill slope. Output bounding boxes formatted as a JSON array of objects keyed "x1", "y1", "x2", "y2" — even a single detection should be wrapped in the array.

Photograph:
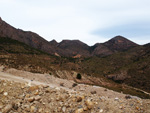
[
  {"x1": 0, "y1": 17, "x2": 58, "y2": 55},
  {"x1": 77, "y1": 44, "x2": 150, "y2": 93}
]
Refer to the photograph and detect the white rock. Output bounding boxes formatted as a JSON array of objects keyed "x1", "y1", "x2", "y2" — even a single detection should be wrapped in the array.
[
  {"x1": 62, "y1": 106, "x2": 66, "y2": 112},
  {"x1": 3, "y1": 92, "x2": 8, "y2": 96},
  {"x1": 100, "y1": 109, "x2": 103, "y2": 112},
  {"x1": 28, "y1": 82, "x2": 31, "y2": 87},
  {"x1": 55, "y1": 87, "x2": 60, "y2": 90},
  {"x1": 114, "y1": 97, "x2": 119, "y2": 101}
]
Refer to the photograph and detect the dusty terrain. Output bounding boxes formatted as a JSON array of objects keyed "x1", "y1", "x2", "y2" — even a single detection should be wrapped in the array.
[
  {"x1": 0, "y1": 66, "x2": 131, "y2": 99},
  {"x1": 0, "y1": 66, "x2": 150, "y2": 113}
]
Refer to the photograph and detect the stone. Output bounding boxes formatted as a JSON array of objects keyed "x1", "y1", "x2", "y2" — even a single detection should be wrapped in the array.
[
  {"x1": 43, "y1": 85, "x2": 49, "y2": 88},
  {"x1": 0, "y1": 104, "x2": 3, "y2": 109},
  {"x1": 77, "y1": 96, "x2": 82, "y2": 102},
  {"x1": 38, "y1": 108, "x2": 43, "y2": 112},
  {"x1": 99, "y1": 109, "x2": 103, "y2": 112},
  {"x1": 71, "y1": 97, "x2": 75, "y2": 101},
  {"x1": 13, "y1": 104, "x2": 18, "y2": 110},
  {"x1": 3, "y1": 104, "x2": 13, "y2": 113},
  {"x1": 45, "y1": 88, "x2": 51, "y2": 93},
  {"x1": 119, "y1": 106, "x2": 123, "y2": 109},
  {"x1": 83, "y1": 106, "x2": 88, "y2": 111},
  {"x1": 35, "y1": 95, "x2": 41, "y2": 101},
  {"x1": 125, "y1": 95, "x2": 131, "y2": 99},
  {"x1": 104, "y1": 89, "x2": 107, "y2": 91},
  {"x1": 55, "y1": 87, "x2": 60, "y2": 90},
  {"x1": 3, "y1": 92, "x2": 8, "y2": 96},
  {"x1": 0, "y1": 89, "x2": 4, "y2": 94},
  {"x1": 114, "y1": 97, "x2": 119, "y2": 101},
  {"x1": 62, "y1": 106, "x2": 66, "y2": 112},
  {"x1": 28, "y1": 86, "x2": 39, "y2": 92},
  {"x1": 75, "y1": 108, "x2": 84, "y2": 113},
  {"x1": 91, "y1": 91, "x2": 97, "y2": 94},
  {"x1": 26, "y1": 97, "x2": 35, "y2": 102},
  {"x1": 136, "y1": 106, "x2": 140, "y2": 110},
  {"x1": 85, "y1": 99, "x2": 93, "y2": 110},
  {"x1": 78, "y1": 105, "x2": 83, "y2": 109},
  {"x1": 34, "y1": 90, "x2": 39, "y2": 95},
  {"x1": 21, "y1": 85, "x2": 25, "y2": 89},
  {"x1": 30, "y1": 106, "x2": 37, "y2": 112},
  {"x1": 22, "y1": 105, "x2": 30, "y2": 111},
  {"x1": 27, "y1": 82, "x2": 31, "y2": 87}
]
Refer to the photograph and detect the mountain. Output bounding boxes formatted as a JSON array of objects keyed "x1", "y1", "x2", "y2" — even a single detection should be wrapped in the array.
[
  {"x1": 103, "y1": 36, "x2": 138, "y2": 52},
  {"x1": 57, "y1": 40, "x2": 90, "y2": 57},
  {"x1": 0, "y1": 17, "x2": 139, "y2": 57},
  {"x1": 91, "y1": 43, "x2": 113, "y2": 56},
  {"x1": 76, "y1": 43, "x2": 150, "y2": 93},
  {"x1": 91, "y1": 36, "x2": 138, "y2": 56},
  {"x1": 49, "y1": 39, "x2": 58, "y2": 46},
  {"x1": 1, "y1": 17, "x2": 150, "y2": 98},
  {"x1": 0, "y1": 36, "x2": 46, "y2": 54},
  {"x1": 0, "y1": 17, "x2": 57, "y2": 54}
]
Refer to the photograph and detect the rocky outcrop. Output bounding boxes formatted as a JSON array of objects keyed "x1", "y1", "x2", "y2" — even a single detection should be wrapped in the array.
[{"x1": 107, "y1": 71, "x2": 128, "y2": 82}]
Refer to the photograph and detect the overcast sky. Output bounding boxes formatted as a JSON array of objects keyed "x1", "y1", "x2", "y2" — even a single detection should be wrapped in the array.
[{"x1": 0, "y1": 0, "x2": 150, "y2": 45}]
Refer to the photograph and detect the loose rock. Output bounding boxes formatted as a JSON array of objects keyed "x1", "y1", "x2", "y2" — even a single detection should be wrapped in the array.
[
  {"x1": 85, "y1": 99, "x2": 93, "y2": 109},
  {"x1": 3, "y1": 104, "x2": 13, "y2": 113}
]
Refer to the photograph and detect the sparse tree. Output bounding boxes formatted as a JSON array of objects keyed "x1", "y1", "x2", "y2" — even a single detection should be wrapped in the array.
[{"x1": 76, "y1": 73, "x2": 82, "y2": 79}]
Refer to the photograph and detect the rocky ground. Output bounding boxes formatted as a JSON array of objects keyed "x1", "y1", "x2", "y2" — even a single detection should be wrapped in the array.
[
  {"x1": 0, "y1": 67, "x2": 150, "y2": 113},
  {"x1": 0, "y1": 79, "x2": 150, "y2": 112}
]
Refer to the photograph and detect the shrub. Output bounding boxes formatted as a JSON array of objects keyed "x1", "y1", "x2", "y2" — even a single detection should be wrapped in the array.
[
  {"x1": 72, "y1": 83, "x2": 78, "y2": 87},
  {"x1": 76, "y1": 73, "x2": 82, "y2": 79}
]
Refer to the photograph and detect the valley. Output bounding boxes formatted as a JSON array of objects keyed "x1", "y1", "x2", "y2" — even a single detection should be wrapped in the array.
[{"x1": 0, "y1": 17, "x2": 150, "y2": 112}]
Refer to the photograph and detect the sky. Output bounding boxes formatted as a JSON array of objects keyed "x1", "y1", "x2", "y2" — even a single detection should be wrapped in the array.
[{"x1": 0, "y1": 0, "x2": 150, "y2": 45}]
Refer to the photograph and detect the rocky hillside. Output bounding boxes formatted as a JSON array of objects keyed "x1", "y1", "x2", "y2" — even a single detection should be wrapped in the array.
[
  {"x1": 1, "y1": 17, "x2": 150, "y2": 100},
  {"x1": 57, "y1": 40, "x2": 90, "y2": 57},
  {"x1": 77, "y1": 44, "x2": 150, "y2": 93},
  {"x1": 1, "y1": 78, "x2": 150, "y2": 113},
  {"x1": 0, "y1": 17, "x2": 61, "y2": 55},
  {"x1": 103, "y1": 36, "x2": 138, "y2": 52},
  {"x1": 0, "y1": 17, "x2": 139, "y2": 57}
]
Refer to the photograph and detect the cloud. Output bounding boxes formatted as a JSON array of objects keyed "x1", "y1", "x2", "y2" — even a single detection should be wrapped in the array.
[{"x1": 92, "y1": 22, "x2": 150, "y2": 37}]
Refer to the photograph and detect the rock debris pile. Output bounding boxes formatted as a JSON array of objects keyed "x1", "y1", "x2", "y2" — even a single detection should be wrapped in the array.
[{"x1": 0, "y1": 79, "x2": 150, "y2": 113}]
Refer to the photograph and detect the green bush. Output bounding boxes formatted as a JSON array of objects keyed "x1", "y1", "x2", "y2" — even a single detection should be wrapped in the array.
[{"x1": 76, "y1": 73, "x2": 82, "y2": 79}]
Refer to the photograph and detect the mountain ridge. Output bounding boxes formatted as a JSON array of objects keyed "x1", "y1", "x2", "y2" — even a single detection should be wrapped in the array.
[{"x1": 0, "y1": 17, "x2": 141, "y2": 57}]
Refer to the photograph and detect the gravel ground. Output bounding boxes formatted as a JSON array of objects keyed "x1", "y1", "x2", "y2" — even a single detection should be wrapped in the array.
[
  {"x1": 0, "y1": 66, "x2": 150, "y2": 113},
  {"x1": 0, "y1": 79, "x2": 150, "y2": 113}
]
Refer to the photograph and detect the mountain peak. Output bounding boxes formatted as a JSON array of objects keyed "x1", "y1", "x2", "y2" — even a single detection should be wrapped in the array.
[
  {"x1": 104, "y1": 36, "x2": 138, "y2": 52},
  {"x1": 49, "y1": 39, "x2": 58, "y2": 46},
  {"x1": 0, "y1": 17, "x2": 3, "y2": 24},
  {"x1": 111, "y1": 35, "x2": 127, "y2": 40},
  {"x1": 60, "y1": 39, "x2": 82, "y2": 43}
]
